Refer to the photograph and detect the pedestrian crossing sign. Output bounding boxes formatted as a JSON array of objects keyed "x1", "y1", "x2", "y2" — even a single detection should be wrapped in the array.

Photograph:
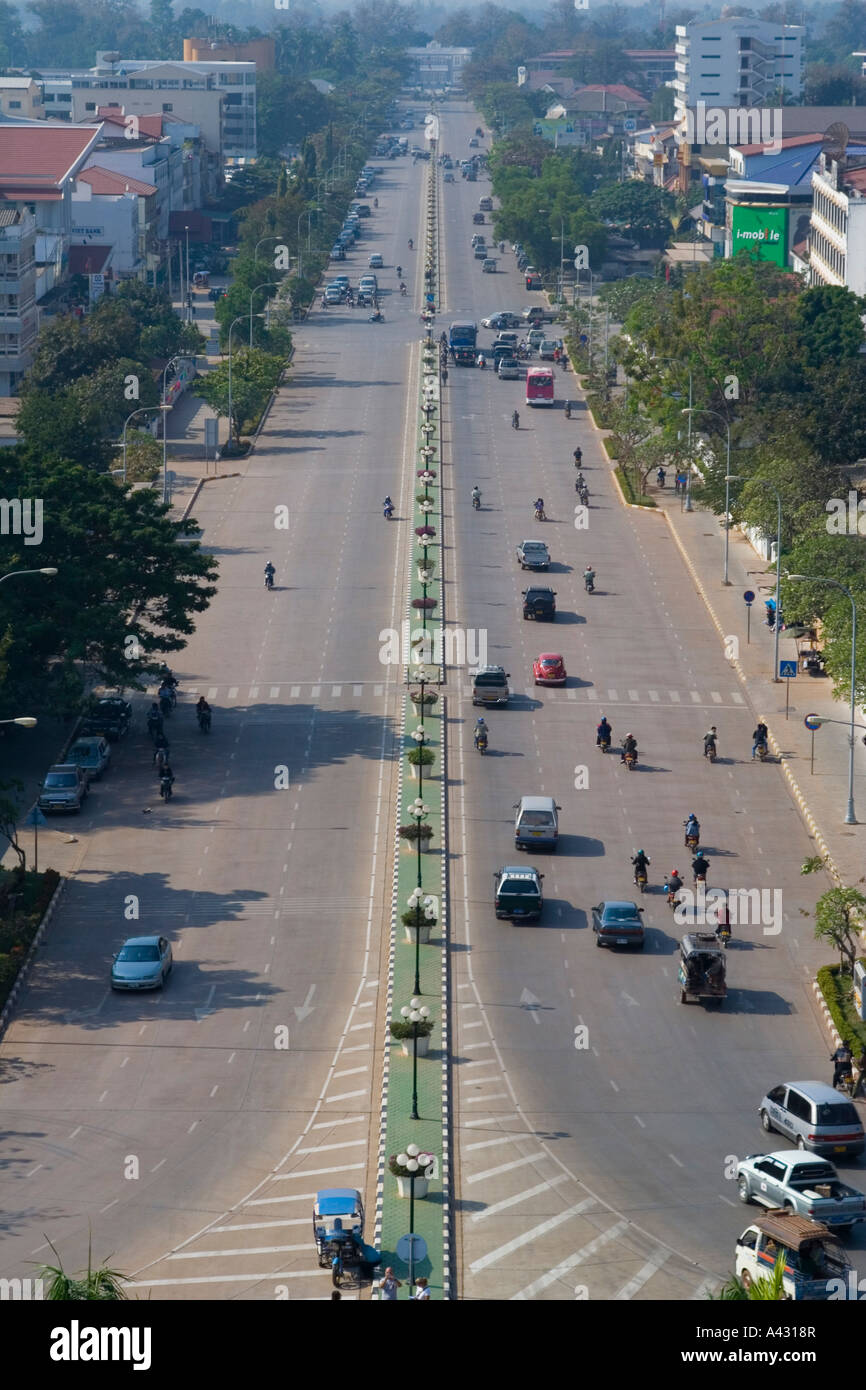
[{"x1": 779, "y1": 660, "x2": 797, "y2": 679}]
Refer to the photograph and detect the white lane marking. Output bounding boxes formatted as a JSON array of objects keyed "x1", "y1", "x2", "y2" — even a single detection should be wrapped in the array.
[
  {"x1": 310, "y1": 1116, "x2": 365, "y2": 1130},
  {"x1": 634, "y1": 1116, "x2": 646, "y2": 1128},
  {"x1": 648, "y1": 691, "x2": 659, "y2": 702},
  {"x1": 291, "y1": 686, "x2": 300, "y2": 698},
  {"x1": 471, "y1": 1174, "x2": 569, "y2": 1222},
  {"x1": 510, "y1": 1222, "x2": 628, "y2": 1300},
  {"x1": 228, "y1": 686, "x2": 238, "y2": 700},
  {"x1": 339, "y1": 1044, "x2": 372, "y2": 1056},
  {"x1": 332, "y1": 1066, "x2": 368, "y2": 1079},
  {"x1": 669, "y1": 690, "x2": 680, "y2": 702},
  {"x1": 466, "y1": 1153, "x2": 547, "y2": 1184},
  {"x1": 465, "y1": 1091, "x2": 508, "y2": 1103},
  {"x1": 311, "y1": 685, "x2": 321, "y2": 697},
  {"x1": 249, "y1": 687, "x2": 259, "y2": 699},
  {"x1": 628, "y1": 690, "x2": 639, "y2": 702},
  {"x1": 349, "y1": 1021, "x2": 373, "y2": 1031},
  {"x1": 134, "y1": 1271, "x2": 329, "y2": 1287},
  {"x1": 463, "y1": 1059, "x2": 500, "y2": 1070},
  {"x1": 613, "y1": 1250, "x2": 670, "y2": 1300},
  {"x1": 295, "y1": 1139, "x2": 367, "y2": 1155},
  {"x1": 668, "y1": 1153, "x2": 685, "y2": 1168},
  {"x1": 731, "y1": 692, "x2": 744, "y2": 704},
  {"x1": 465, "y1": 1136, "x2": 510, "y2": 1152},
  {"x1": 168, "y1": 1243, "x2": 309, "y2": 1260},
  {"x1": 325, "y1": 1089, "x2": 367, "y2": 1104},
  {"x1": 690, "y1": 691, "x2": 701, "y2": 702},
  {"x1": 211, "y1": 1218, "x2": 309, "y2": 1232},
  {"x1": 711, "y1": 691, "x2": 722, "y2": 703},
  {"x1": 273, "y1": 1163, "x2": 365, "y2": 1181},
  {"x1": 470, "y1": 1199, "x2": 596, "y2": 1274},
  {"x1": 462, "y1": 1039, "x2": 492, "y2": 1050},
  {"x1": 270, "y1": 687, "x2": 280, "y2": 698},
  {"x1": 332, "y1": 686, "x2": 342, "y2": 697}
]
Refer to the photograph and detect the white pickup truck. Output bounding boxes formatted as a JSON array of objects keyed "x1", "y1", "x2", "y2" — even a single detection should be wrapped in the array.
[{"x1": 737, "y1": 1151, "x2": 866, "y2": 1233}]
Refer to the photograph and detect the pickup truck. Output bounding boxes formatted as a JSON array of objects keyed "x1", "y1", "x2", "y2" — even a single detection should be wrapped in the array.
[
  {"x1": 521, "y1": 305, "x2": 558, "y2": 325},
  {"x1": 737, "y1": 1151, "x2": 866, "y2": 1232}
]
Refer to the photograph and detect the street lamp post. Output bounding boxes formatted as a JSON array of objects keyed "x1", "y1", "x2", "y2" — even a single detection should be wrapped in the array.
[
  {"x1": 400, "y1": 997, "x2": 431, "y2": 1120},
  {"x1": 396, "y1": 1144, "x2": 433, "y2": 1295},
  {"x1": 409, "y1": 796, "x2": 428, "y2": 891},
  {"x1": 255, "y1": 235, "x2": 284, "y2": 266},
  {"x1": 0, "y1": 568, "x2": 57, "y2": 585},
  {"x1": 406, "y1": 887, "x2": 435, "y2": 996},
  {"x1": 249, "y1": 283, "x2": 278, "y2": 348},
  {"x1": 119, "y1": 405, "x2": 169, "y2": 482},
  {"x1": 161, "y1": 353, "x2": 186, "y2": 505},
  {"x1": 307, "y1": 207, "x2": 322, "y2": 253},
  {"x1": 682, "y1": 408, "x2": 732, "y2": 581},
  {"x1": 184, "y1": 225, "x2": 191, "y2": 321},
  {"x1": 788, "y1": 574, "x2": 858, "y2": 824}
]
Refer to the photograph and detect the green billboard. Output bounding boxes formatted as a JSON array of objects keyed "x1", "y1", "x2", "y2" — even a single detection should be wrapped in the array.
[{"x1": 731, "y1": 205, "x2": 788, "y2": 267}]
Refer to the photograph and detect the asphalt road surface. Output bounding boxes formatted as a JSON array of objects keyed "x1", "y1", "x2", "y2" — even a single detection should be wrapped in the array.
[{"x1": 435, "y1": 101, "x2": 866, "y2": 1301}]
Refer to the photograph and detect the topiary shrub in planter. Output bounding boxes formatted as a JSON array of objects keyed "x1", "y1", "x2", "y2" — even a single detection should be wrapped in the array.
[
  {"x1": 415, "y1": 526, "x2": 436, "y2": 539},
  {"x1": 390, "y1": 1016, "x2": 434, "y2": 1056},
  {"x1": 407, "y1": 745, "x2": 434, "y2": 767},
  {"x1": 411, "y1": 597, "x2": 437, "y2": 611},
  {"x1": 398, "y1": 823, "x2": 433, "y2": 844},
  {"x1": 408, "y1": 689, "x2": 438, "y2": 706}
]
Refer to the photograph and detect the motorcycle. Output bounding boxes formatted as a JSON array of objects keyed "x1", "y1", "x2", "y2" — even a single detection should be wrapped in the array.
[
  {"x1": 685, "y1": 831, "x2": 699, "y2": 851},
  {"x1": 578, "y1": 486, "x2": 589, "y2": 507},
  {"x1": 634, "y1": 866, "x2": 648, "y2": 893},
  {"x1": 147, "y1": 715, "x2": 163, "y2": 743},
  {"x1": 159, "y1": 693, "x2": 173, "y2": 718},
  {"x1": 715, "y1": 919, "x2": 731, "y2": 948},
  {"x1": 564, "y1": 402, "x2": 571, "y2": 420},
  {"x1": 511, "y1": 412, "x2": 519, "y2": 430},
  {"x1": 370, "y1": 310, "x2": 384, "y2": 322},
  {"x1": 474, "y1": 731, "x2": 488, "y2": 754},
  {"x1": 472, "y1": 493, "x2": 481, "y2": 510},
  {"x1": 756, "y1": 741, "x2": 768, "y2": 761},
  {"x1": 154, "y1": 746, "x2": 170, "y2": 772},
  {"x1": 384, "y1": 503, "x2": 394, "y2": 519},
  {"x1": 534, "y1": 505, "x2": 545, "y2": 522},
  {"x1": 159, "y1": 772, "x2": 174, "y2": 801},
  {"x1": 584, "y1": 571, "x2": 595, "y2": 594},
  {"x1": 623, "y1": 748, "x2": 637, "y2": 770},
  {"x1": 264, "y1": 570, "x2": 275, "y2": 590},
  {"x1": 597, "y1": 731, "x2": 611, "y2": 753},
  {"x1": 665, "y1": 879, "x2": 682, "y2": 908},
  {"x1": 400, "y1": 284, "x2": 407, "y2": 296},
  {"x1": 197, "y1": 709, "x2": 211, "y2": 733},
  {"x1": 704, "y1": 740, "x2": 717, "y2": 763}
]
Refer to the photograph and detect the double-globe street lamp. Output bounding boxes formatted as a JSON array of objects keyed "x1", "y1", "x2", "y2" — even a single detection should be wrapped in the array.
[
  {"x1": 400, "y1": 996, "x2": 431, "y2": 1120},
  {"x1": 788, "y1": 573, "x2": 859, "y2": 825},
  {"x1": 406, "y1": 885, "x2": 435, "y2": 996},
  {"x1": 395, "y1": 1143, "x2": 434, "y2": 1295}
]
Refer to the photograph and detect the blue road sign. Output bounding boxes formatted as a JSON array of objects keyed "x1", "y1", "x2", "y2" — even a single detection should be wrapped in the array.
[
  {"x1": 22, "y1": 807, "x2": 47, "y2": 827},
  {"x1": 396, "y1": 1233, "x2": 428, "y2": 1264},
  {"x1": 779, "y1": 660, "x2": 797, "y2": 679},
  {"x1": 743, "y1": 589, "x2": 755, "y2": 604},
  {"x1": 804, "y1": 713, "x2": 822, "y2": 731}
]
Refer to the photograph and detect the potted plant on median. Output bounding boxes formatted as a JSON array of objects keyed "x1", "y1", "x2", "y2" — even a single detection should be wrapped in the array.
[
  {"x1": 398, "y1": 822, "x2": 434, "y2": 851},
  {"x1": 407, "y1": 745, "x2": 434, "y2": 780},
  {"x1": 408, "y1": 687, "x2": 438, "y2": 708},
  {"x1": 390, "y1": 1013, "x2": 434, "y2": 1057},
  {"x1": 401, "y1": 897, "x2": 437, "y2": 944},
  {"x1": 389, "y1": 1148, "x2": 435, "y2": 1199}
]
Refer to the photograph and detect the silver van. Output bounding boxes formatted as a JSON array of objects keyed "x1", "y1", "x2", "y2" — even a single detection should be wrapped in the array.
[
  {"x1": 514, "y1": 795, "x2": 561, "y2": 851},
  {"x1": 759, "y1": 1080, "x2": 865, "y2": 1157},
  {"x1": 472, "y1": 666, "x2": 510, "y2": 707}
]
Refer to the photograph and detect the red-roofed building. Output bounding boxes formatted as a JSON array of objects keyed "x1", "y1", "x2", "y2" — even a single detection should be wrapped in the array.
[{"x1": 73, "y1": 165, "x2": 158, "y2": 280}]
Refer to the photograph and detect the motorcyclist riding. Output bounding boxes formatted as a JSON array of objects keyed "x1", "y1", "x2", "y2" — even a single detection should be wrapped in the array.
[
  {"x1": 578, "y1": 483, "x2": 589, "y2": 506},
  {"x1": 147, "y1": 702, "x2": 163, "y2": 739},
  {"x1": 632, "y1": 849, "x2": 650, "y2": 884},
  {"x1": 684, "y1": 813, "x2": 700, "y2": 844},
  {"x1": 596, "y1": 716, "x2": 612, "y2": 749},
  {"x1": 400, "y1": 282, "x2": 407, "y2": 296},
  {"x1": 573, "y1": 447, "x2": 583, "y2": 467},
  {"x1": 264, "y1": 562, "x2": 275, "y2": 589},
  {"x1": 692, "y1": 852, "x2": 710, "y2": 883},
  {"x1": 158, "y1": 682, "x2": 175, "y2": 717},
  {"x1": 621, "y1": 733, "x2": 638, "y2": 764},
  {"x1": 534, "y1": 497, "x2": 545, "y2": 520},
  {"x1": 704, "y1": 726, "x2": 718, "y2": 758},
  {"x1": 752, "y1": 722, "x2": 769, "y2": 759},
  {"x1": 512, "y1": 410, "x2": 520, "y2": 430},
  {"x1": 383, "y1": 495, "x2": 394, "y2": 518},
  {"x1": 583, "y1": 566, "x2": 596, "y2": 593},
  {"x1": 665, "y1": 869, "x2": 683, "y2": 904},
  {"x1": 474, "y1": 716, "x2": 488, "y2": 749},
  {"x1": 196, "y1": 696, "x2": 211, "y2": 731},
  {"x1": 575, "y1": 472, "x2": 585, "y2": 490},
  {"x1": 564, "y1": 401, "x2": 571, "y2": 419},
  {"x1": 408, "y1": 239, "x2": 413, "y2": 249},
  {"x1": 397, "y1": 265, "x2": 402, "y2": 278},
  {"x1": 471, "y1": 486, "x2": 481, "y2": 509},
  {"x1": 832, "y1": 1043, "x2": 854, "y2": 1090}
]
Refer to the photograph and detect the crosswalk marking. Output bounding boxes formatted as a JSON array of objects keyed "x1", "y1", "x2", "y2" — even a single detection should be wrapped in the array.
[
  {"x1": 648, "y1": 690, "x2": 659, "y2": 702},
  {"x1": 325, "y1": 1089, "x2": 367, "y2": 1104},
  {"x1": 249, "y1": 686, "x2": 259, "y2": 699},
  {"x1": 467, "y1": 1153, "x2": 546, "y2": 1185},
  {"x1": 270, "y1": 686, "x2": 280, "y2": 698},
  {"x1": 353, "y1": 685, "x2": 362, "y2": 696},
  {"x1": 711, "y1": 691, "x2": 722, "y2": 703},
  {"x1": 732, "y1": 691, "x2": 744, "y2": 704},
  {"x1": 311, "y1": 685, "x2": 321, "y2": 697},
  {"x1": 608, "y1": 689, "x2": 618, "y2": 701},
  {"x1": 208, "y1": 687, "x2": 218, "y2": 700},
  {"x1": 471, "y1": 1174, "x2": 569, "y2": 1222},
  {"x1": 374, "y1": 684, "x2": 384, "y2": 695},
  {"x1": 332, "y1": 686, "x2": 342, "y2": 697},
  {"x1": 228, "y1": 686, "x2": 238, "y2": 699},
  {"x1": 628, "y1": 689, "x2": 639, "y2": 702},
  {"x1": 291, "y1": 686, "x2": 300, "y2": 697},
  {"x1": 567, "y1": 689, "x2": 576, "y2": 700},
  {"x1": 690, "y1": 691, "x2": 701, "y2": 702},
  {"x1": 669, "y1": 690, "x2": 680, "y2": 702}
]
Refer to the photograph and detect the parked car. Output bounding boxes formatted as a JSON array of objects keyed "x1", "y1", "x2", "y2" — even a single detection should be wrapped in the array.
[
  {"x1": 330, "y1": 244, "x2": 346, "y2": 261},
  {"x1": 736, "y1": 1152, "x2": 866, "y2": 1232},
  {"x1": 482, "y1": 312, "x2": 522, "y2": 330},
  {"x1": 355, "y1": 204, "x2": 371, "y2": 218},
  {"x1": 80, "y1": 695, "x2": 131, "y2": 741},
  {"x1": 65, "y1": 735, "x2": 111, "y2": 780},
  {"x1": 533, "y1": 653, "x2": 566, "y2": 686},
  {"x1": 494, "y1": 866, "x2": 544, "y2": 922},
  {"x1": 368, "y1": 253, "x2": 384, "y2": 268},
  {"x1": 497, "y1": 357, "x2": 520, "y2": 380},
  {"x1": 479, "y1": 196, "x2": 493, "y2": 212},
  {"x1": 516, "y1": 540, "x2": 550, "y2": 570},
  {"x1": 38, "y1": 764, "x2": 88, "y2": 813},
  {"x1": 469, "y1": 136, "x2": 479, "y2": 147},
  {"x1": 522, "y1": 586, "x2": 557, "y2": 620},
  {"x1": 111, "y1": 935, "x2": 173, "y2": 991},
  {"x1": 538, "y1": 339, "x2": 561, "y2": 360}
]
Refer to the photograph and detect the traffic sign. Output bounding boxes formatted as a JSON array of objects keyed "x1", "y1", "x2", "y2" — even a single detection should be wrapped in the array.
[
  {"x1": 804, "y1": 713, "x2": 822, "y2": 731},
  {"x1": 396, "y1": 1233, "x2": 428, "y2": 1265},
  {"x1": 22, "y1": 807, "x2": 47, "y2": 827},
  {"x1": 743, "y1": 589, "x2": 755, "y2": 604},
  {"x1": 779, "y1": 660, "x2": 797, "y2": 679}
]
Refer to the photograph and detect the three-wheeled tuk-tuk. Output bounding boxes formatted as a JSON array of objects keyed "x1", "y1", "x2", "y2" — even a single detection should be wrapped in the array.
[
  {"x1": 313, "y1": 1188, "x2": 381, "y2": 1286},
  {"x1": 678, "y1": 932, "x2": 727, "y2": 1006}
]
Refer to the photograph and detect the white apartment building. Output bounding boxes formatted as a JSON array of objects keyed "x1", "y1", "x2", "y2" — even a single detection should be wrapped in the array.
[
  {"x1": 0, "y1": 207, "x2": 38, "y2": 396},
  {"x1": 406, "y1": 42, "x2": 472, "y2": 89},
  {"x1": 809, "y1": 155, "x2": 866, "y2": 296},
  {"x1": 674, "y1": 18, "x2": 804, "y2": 127},
  {"x1": 40, "y1": 54, "x2": 256, "y2": 161}
]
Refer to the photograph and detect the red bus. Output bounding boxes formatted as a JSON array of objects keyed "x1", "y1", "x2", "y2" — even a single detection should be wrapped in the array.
[{"x1": 526, "y1": 365, "x2": 555, "y2": 406}]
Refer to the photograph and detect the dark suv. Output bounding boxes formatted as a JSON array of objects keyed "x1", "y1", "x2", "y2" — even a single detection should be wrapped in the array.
[
  {"x1": 522, "y1": 587, "x2": 557, "y2": 621},
  {"x1": 80, "y1": 696, "x2": 132, "y2": 742}
]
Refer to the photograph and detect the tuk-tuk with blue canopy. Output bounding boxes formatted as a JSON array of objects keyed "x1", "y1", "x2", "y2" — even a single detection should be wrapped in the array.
[{"x1": 313, "y1": 1188, "x2": 381, "y2": 1285}]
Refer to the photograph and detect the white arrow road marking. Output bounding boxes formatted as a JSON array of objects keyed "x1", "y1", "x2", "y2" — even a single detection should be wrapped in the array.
[
  {"x1": 520, "y1": 988, "x2": 542, "y2": 1022},
  {"x1": 620, "y1": 991, "x2": 639, "y2": 1007},
  {"x1": 294, "y1": 984, "x2": 316, "y2": 1021},
  {"x1": 195, "y1": 984, "x2": 216, "y2": 1020}
]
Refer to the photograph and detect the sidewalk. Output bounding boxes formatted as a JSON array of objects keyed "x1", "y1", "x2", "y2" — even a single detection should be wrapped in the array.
[{"x1": 646, "y1": 482, "x2": 864, "y2": 888}]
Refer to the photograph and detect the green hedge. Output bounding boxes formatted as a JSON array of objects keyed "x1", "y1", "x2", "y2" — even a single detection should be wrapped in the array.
[
  {"x1": 615, "y1": 466, "x2": 656, "y2": 508},
  {"x1": 817, "y1": 964, "x2": 866, "y2": 1055},
  {"x1": 0, "y1": 867, "x2": 61, "y2": 1011}
]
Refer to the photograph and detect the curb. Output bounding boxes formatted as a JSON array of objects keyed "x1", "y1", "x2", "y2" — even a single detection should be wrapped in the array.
[{"x1": 0, "y1": 876, "x2": 65, "y2": 1043}]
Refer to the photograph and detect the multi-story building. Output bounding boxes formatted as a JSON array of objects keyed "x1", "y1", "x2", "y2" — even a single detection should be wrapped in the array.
[
  {"x1": 405, "y1": 42, "x2": 472, "y2": 89},
  {"x1": 73, "y1": 167, "x2": 159, "y2": 281},
  {"x1": 39, "y1": 53, "x2": 256, "y2": 162},
  {"x1": 674, "y1": 17, "x2": 804, "y2": 128},
  {"x1": 809, "y1": 154, "x2": 866, "y2": 295},
  {"x1": 0, "y1": 207, "x2": 38, "y2": 396},
  {"x1": 183, "y1": 35, "x2": 274, "y2": 71},
  {"x1": 0, "y1": 76, "x2": 45, "y2": 120}
]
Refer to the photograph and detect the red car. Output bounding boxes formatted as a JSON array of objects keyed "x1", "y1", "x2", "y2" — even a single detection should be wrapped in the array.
[{"x1": 533, "y1": 653, "x2": 566, "y2": 686}]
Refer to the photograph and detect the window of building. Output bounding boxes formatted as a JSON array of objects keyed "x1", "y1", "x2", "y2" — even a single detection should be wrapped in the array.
[
  {"x1": 9, "y1": 101, "x2": 21, "y2": 109},
  {"x1": 162, "y1": 103, "x2": 173, "y2": 111}
]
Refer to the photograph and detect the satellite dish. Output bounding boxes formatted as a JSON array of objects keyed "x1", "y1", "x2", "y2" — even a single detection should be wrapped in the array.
[{"x1": 822, "y1": 121, "x2": 850, "y2": 164}]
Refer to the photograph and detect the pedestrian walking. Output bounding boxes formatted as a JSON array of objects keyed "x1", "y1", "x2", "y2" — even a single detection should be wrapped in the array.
[
  {"x1": 379, "y1": 1267, "x2": 402, "y2": 1301},
  {"x1": 441, "y1": 365, "x2": 448, "y2": 385},
  {"x1": 413, "y1": 1277, "x2": 431, "y2": 1300}
]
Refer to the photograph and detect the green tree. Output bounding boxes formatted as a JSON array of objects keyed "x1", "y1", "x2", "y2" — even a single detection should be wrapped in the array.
[
  {"x1": 591, "y1": 180, "x2": 674, "y2": 247},
  {"x1": 193, "y1": 349, "x2": 285, "y2": 446},
  {"x1": 795, "y1": 285, "x2": 866, "y2": 368},
  {"x1": 15, "y1": 391, "x2": 113, "y2": 472},
  {"x1": 813, "y1": 887, "x2": 866, "y2": 974}
]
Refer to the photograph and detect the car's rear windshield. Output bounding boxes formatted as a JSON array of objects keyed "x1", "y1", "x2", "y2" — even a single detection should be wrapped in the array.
[
  {"x1": 604, "y1": 908, "x2": 638, "y2": 922},
  {"x1": 118, "y1": 945, "x2": 159, "y2": 962},
  {"x1": 45, "y1": 774, "x2": 76, "y2": 787},
  {"x1": 520, "y1": 811, "x2": 554, "y2": 826},
  {"x1": 474, "y1": 674, "x2": 505, "y2": 687},
  {"x1": 816, "y1": 1102, "x2": 860, "y2": 1126},
  {"x1": 501, "y1": 881, "x2": 539, "y2": 895},
  {"x1": 67, "y1": 745, "x2": 92, "y2": 759}
]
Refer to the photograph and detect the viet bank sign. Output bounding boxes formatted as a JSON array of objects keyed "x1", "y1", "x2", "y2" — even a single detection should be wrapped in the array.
[{"x1": 731, "y1": 206, "x2": 788, "y2": 267}]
